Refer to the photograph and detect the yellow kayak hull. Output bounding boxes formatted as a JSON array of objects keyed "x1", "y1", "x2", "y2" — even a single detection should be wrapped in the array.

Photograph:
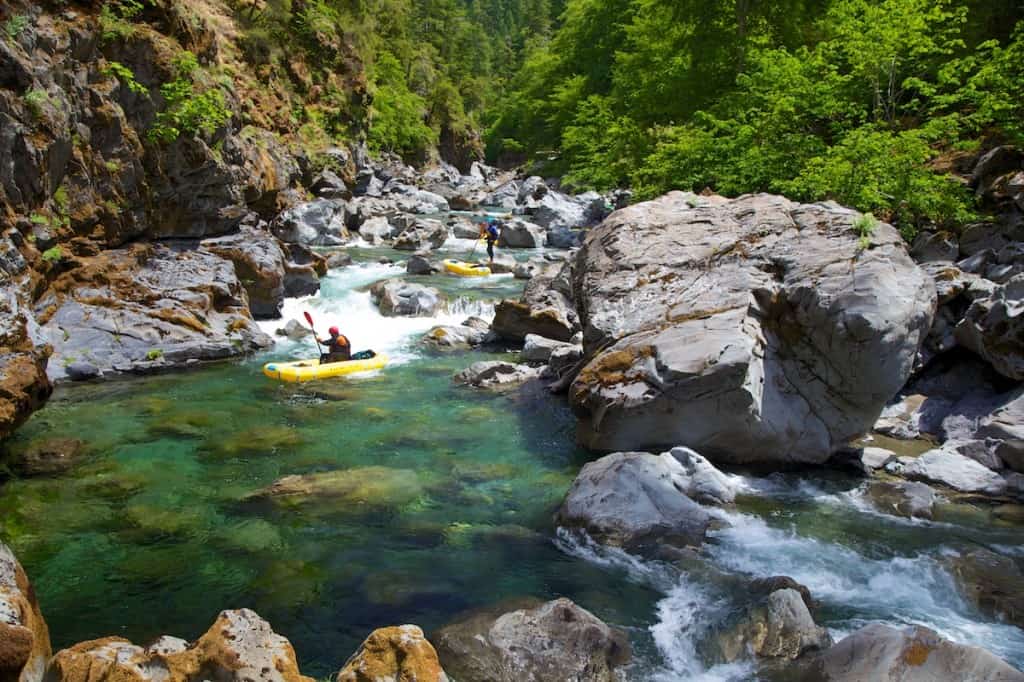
[
  {"x1": 262, "y1": 353, "x2": 388, "y2": 383},
  {"x1": 443, "y1": 259, "x2": 491, "y2": 277}
]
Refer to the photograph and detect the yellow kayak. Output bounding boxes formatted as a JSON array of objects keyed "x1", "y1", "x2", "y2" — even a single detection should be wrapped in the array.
[
  {"x1": 443, "y1": 259, "x2": 491, "y2": 277},
  {"x1": 263, "y1": 353, "x2": 388, "y2": 382}
]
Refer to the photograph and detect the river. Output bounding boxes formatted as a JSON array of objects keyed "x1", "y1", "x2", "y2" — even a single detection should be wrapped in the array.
[{"x1": 2, "y1": 240, "x2": 1022, "y2": 680}]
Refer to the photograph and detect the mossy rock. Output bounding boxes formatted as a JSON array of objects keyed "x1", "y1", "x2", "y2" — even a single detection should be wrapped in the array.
[
  {"x1": 205, "y1": 425, "x2": 305, "y2": 458},
  {"x1": 250, "y1": 466, "x2": 426, "y2": 511}
]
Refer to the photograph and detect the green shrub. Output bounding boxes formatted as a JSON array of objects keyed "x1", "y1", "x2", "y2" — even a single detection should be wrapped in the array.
[
  {"x1": 41, "y1": 246, "x2": 63, "y2": 263},
  {"x1": 102, "y1": 61, "x2": 149, "y2": 96},
  {"x1": 148, "y1": 51, "x2": 231, "y2": 143},
  {"x1": 145, "y1": 349, "x2": 164, "y2": 361},
  {"x1": 23, "y1": 89, "x2": 50, "y2": 119},
  {"x1": 100, "y1": 0, "x2": 145, "y2": 42},
  {"x1": 3, "y1": 14, "x2": 30, "y2": 40},
  {"x1": 365, "y1": 52, "x2": 436, "y2": 158},
  {"x1": 29, "y1": 213, "x2": 49, "y2": 227}
]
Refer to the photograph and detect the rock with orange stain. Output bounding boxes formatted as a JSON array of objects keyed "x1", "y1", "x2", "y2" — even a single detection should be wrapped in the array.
[
  {"x1": 0, "y1": 542, "x2": 52, "y2": 682},
  {"x1": 336, "y1": 625, "x2": 448, "y2": 682},
  {"x1": 46, "y1": 609, "x2": 314, "y2": 682}
]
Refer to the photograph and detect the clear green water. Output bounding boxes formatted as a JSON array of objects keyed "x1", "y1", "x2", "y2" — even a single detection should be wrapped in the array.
[{"x1": 2, "y1": 249, "x2": 1023, "y2": 680}]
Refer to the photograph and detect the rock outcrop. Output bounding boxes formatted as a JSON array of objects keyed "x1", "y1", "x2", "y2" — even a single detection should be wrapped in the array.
[
  {"x1": 492, "y1": 263, "x2": 579, "y2": 342},
  {"x1": 369, "y1": 280, "x2": 443, "y2": 317},
  {"x1": 0, "y1": 541, "x2": 51, "y2": 682},
  {"x1": 791, "y1": 623, "x2": 1024, "y2": 681},
  {"x1": 555, "y1": 450, "x2": 713, "y2": 552},
  {"x1": 337, "y1": 625, "x2": 448, "y2": 682},
  {"x1": 453, "y1": 361, "x2": 541, "y2": 390},
  {"x1": 201, "y1": 226, "x2": 289, "y2": 319},
  {"x1": 46, "y1": 609, "x2": 313, "y2": 682},
  {"x1": 948, "y1": 549, "x2": 1024, "y2": 629},
  {"x1": 569, "y1": 193, "x2": 935, "y2": 464},
  {"x1": 433, "y1": 598, "x2": 630, "y2": 682},
  {"x1": 714, "y1": 588, "x2": 831, "y2": 663}
]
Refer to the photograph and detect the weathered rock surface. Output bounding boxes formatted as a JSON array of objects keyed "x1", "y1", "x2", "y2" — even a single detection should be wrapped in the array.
[
  {"x1": 453, "y1": 362, "x2": 540, "y2": 389},
  {"x1": 406, "y1": 253, "x2": 437, "y2": 275},
  {"x1": 555, "y1": 450, "x2": 712, "y2": 552},
  {"x1": 337, "y1": 625, "x2": 448, "y2": 682},
  {"x1": 666, "y1": 446, "x2": 737, "y2": 505},
  {"x1": 896, "y1": 447, "x2": 1007, "y2": 495},
  {"x1": 201, "y1": 227, "x2": 288, "y2": 318},
  {"x1": 492, "y1": 263, "x2": 579, "y2": 342},
  {"x1": 394, "y1": 219, "x2": 448, "y2": 251},
  {"x1": 498, "y1": 219, "x2": 546, "y2": 248},
  {"x1": 251, "y1": 467, "x2": 424, "y2": 509},
  {"x1": 569, "y1": 193, "x2": 935, "y2": 463},
  {"x1": 370, "y1": 280, "x2": 443, "y2": 317},
  {"x1": 865, "y1": 480, "x2": 938, "y2": 519},
  {"x1": 0, "y1": 541, "x2": 51, "y2": 682},
  {"x1": 37, "y1": 244, "x2": 272, "y2": 381},
  {"x1": 791, "y1": 623, "x2": 1024, "y2": 681},
  {"x1": 422, "y1": 320, "x2": 489, "y2": 351},
  {"x1": 6, "y1": 437, "x2": 85, "y2": 477},
  {"x1": 715, "y1": 588, "x2": 831, "y2": 663},
  {"x1": 46, "y1": 609, "x2": 313, "y2": 682},
  {"x1": 433, "y1": 598, "x2": 630, "y2": 682},
  {"x1": 358, "y1": 216, "x2": 394, "y2": 245},
  {"x1": 948, "y1": 549, "x2": 1024, "y2": 629},
  {"x1": 271, "y1": 199, "x2": 349, "y2": 246},
  {"x1": 521, "y1": 334, "x2": 579, "y2": 363}
]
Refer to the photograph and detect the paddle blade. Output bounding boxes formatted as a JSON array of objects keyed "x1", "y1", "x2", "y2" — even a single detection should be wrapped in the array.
[{"x1": 304, "y1": 311, "x2": 315, "y2": 329}]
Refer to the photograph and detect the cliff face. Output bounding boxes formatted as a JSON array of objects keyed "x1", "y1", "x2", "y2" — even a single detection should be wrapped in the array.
[{"x1": 0, "y1": 0, "x2": 376, "y2": 436}]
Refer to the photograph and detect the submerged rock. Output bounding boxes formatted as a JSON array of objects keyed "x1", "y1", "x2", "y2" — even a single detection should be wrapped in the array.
[
  {"x1": 948, "y1": 549, "x2": 1024, "y2": 630},
  {"x1": 865, "y1": 480, "x2": 938, "y2": 520},
  {"x1": 251, "y1": 466, "x2": 424, "y2": 509},
  {"x1": 569, "y1": 193, "x2": 934, "y2": 464},
  {"x1": 555, "y1": 450, "x2": 712, "y2": 552},
  {"x1": 370, "y1": 280, "x2": 444, "y2": 317},
  {"x1": 790, "y1": 623, "x2": 1024, "y2": 681},
  {"x1": 433, "y1": 598, "x2": 630, "y2": 682},
  {"x1": 7, "y1": 438, "x2": 85, "y2": 477},
  {"x1": 46, "y1": 609, "x2": 313, "y2": 682},
  {"x1": 0, "y1": 542, "x2": 51, "y2": 682},
  {"x1": 714, "y1": 588, "x2": 832, "y2": 663},
  {"x1": 337, "y1": 625, "x2": 447, "y2": 682},
  {"x1": 453, "y1": 361, "x2": 540, "y2": 389}
]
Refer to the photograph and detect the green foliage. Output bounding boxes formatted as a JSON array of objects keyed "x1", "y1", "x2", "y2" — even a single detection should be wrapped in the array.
[
  {"x1": 102, "y1": 61, "x2": 149, "y2": 96},
  {"x1": 3, "y1": 14, "x2": 30, "y2": 40},
  {"x1": 105, "y1": 160, "x2": 122, "y2": 172},
  {"x1": 145, "y1": 349, "x2": 164, "y2": 361},
  {"x1": 149, "y1": 51, "x2": 231, "y2": 144},
  {"x1": 41, "y1": 246, "x2": 64, "y2": 263},
  {"x1": 365, "y1": 52, "x2": 436, "y2": 157},
  {"x1": 100, "y1": 0, "x2": 145, "y2": 42},
  {"x1": 23, "y1": 89, "x2": 50, "y2": 119},
  {"x1": 29, "y1": 213, "x2": 49, "y2": 227}
]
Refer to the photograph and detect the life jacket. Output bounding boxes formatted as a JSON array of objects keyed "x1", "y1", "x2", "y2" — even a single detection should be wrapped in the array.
[
  {"x1": 328, "y1": 333, "x2": 350, "y2": 353},
  {"x1": 487, "y1": 224, "x2": 499, "y2": 240}
]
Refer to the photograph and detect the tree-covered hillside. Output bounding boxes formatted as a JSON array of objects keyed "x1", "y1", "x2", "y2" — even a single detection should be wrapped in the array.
[{"x1": 486, "y1": 0, "x2": 1024, "y2": 236}]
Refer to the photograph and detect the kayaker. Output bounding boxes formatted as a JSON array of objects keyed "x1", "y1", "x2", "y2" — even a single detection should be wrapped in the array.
[
  {"x1": 318, "y1": 326, "x2": 352, "y2": 363},
  {"x1": 479, "y1": 217, "x2": 501, "y2": 264}
]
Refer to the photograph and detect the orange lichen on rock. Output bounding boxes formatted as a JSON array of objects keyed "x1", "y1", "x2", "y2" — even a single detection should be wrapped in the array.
[{"x1": 336, "y1": 625, "x2": 448, "y2": 682}]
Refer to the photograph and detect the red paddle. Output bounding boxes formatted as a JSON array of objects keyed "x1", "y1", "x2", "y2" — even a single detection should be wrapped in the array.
[{"x1": 303, "y1": 311, "x2": 323, "y2": 355}]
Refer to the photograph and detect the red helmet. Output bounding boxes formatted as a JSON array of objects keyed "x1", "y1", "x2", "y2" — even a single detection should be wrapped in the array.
[{"x1": 328, "y1": 326, "x2": 340, "y2": 336}]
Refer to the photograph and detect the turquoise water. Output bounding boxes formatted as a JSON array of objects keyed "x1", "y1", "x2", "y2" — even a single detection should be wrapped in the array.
[{"x1": 2, "y1": 245, "x2": 1023, "y2": 680}]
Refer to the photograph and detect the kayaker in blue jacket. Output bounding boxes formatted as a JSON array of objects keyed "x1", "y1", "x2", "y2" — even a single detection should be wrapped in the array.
[
  {"x1": 479, "y1": 218, "x2": 501, "y2": 264},
  {"x1": 318, "y1": 326, "x2": 352, "y2": 363}
]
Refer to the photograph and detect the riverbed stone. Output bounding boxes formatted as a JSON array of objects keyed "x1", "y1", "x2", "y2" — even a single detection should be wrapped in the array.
[
  {"x1": 791, "y1": 623, "x2": 1024, "y2": 681},
  {"x1": 715, "y1": 588, "x2": 832, "y2": 663},
  {"x1": 369, "y1": 280, "x2": 443, "y2": 317},
  {"x1": 201, "y1": 226, "x2": 288, "y2": 318},
  {"x1": 271, "y1": 198, "x2": 349, "y2": 246},
  {"x1": 46, "y1": 609, "x2": 312, "y2": 682},
  {"x1": 555, "y1": 451, "x2": 712, "y2": 552},
  {"x1": 422, "y1": 324, "x2": 487, "y2": 351},
  {"x1": 433, "y1": 598, "x2": 630, "y2": 682},
  {"x1": 898, "y1": 446, "x2": 1007, "y2": 495},
  {"x1": 337, "y1": 625, "x2": 447, "y2": 682},
  {"x1": 251, "y1": 466, "x2": 424, "y2": 509},
  {"x1": 865, "y1": 480, "x2": 938, "y2": 520},
  {"x1": 394, "y1": 219, "x2": 448, "y2": 251},
  {"x1": 492, "y1": 263, "x2": 579, "y2": 341},
  {"x1": 521, "y1": 334, "x2": 578, "y2": 363},
  {"x1": 276, "y1": 319, "x2": 312, "y2": 341},
  {"x1": 8, "y1": 437, "x2": 85, "y2": 477},
  {"x1": 499, "y1": 219, "x2": 546, "y2": 248},
  {"x1": 948, "y1": 549, "x2": 1024, "y2": 629},
  {"x1": 453, "y1": 362, "x2": 540, "y2": 389},
  {"x1": 956, "y1": 274, "x2": 1024, "y2": 381},
  {"x1": 667, "y1": 446, "x2": 737, "y2": 505},
  {"x1": 358, "y1": 216, "x2": 393, "y2": 245},
  {"x1": 569, "y1": 192, "x2": 935, "y2": 464},
  {"x1": 0, "y1": 542, "x2": 51, "y2": 682},
  {"x1": 406, "y1": 252, "x2": 437, "y2": 275}
]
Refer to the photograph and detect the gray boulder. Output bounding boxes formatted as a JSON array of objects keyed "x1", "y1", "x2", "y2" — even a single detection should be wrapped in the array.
[
  {"x1": 406, "y1": 253, "x2": 437, "y2": 275},
  {"x1": 433, "y1": 598, "x2": 630, "y2": 682},
  {"x1": 499, "y1": 219, "x2": 546, "y2": 248},
  {"x1": 354, "y1": 168, "x2": 384, "y2": 197},
  {"x1": 555, "y1": 450, "x2": 713, "y2": 552},
  {"x1": 275, "y1": 319, "x2": 312, "y2": 341},
  {"x1": 200, "y1": 227, "x2": 288, "y2": 319},
  {"x1": 521, "y1": 334, "x2": 578, "y2": 363},
  {"x1": 667, "y1": 446, "x2": 737, "y2": 505},
  {"x1": 977, "y1": 388, "x2": 1024, "y2": 472},
  {"x1": 546, "y1": 226, "x2": 582, "y2": 249},
  {"x1": 525, "y1": 190, "x2": 586, "y2": 230},
  {"x1": 896, "y1": 446, "x2": 1006, "y2": 495},
  {"x1": 792, "y1": 623, "x2": 1024, "y2": 681},
  {"x1": 309, "y1": 169, "x2": 349, "y2": 200},
  {"x1": 910, "y1": 231, "x2": 959, "y2": 263},
  {"x1": 358, "y1": 216, "x2": 394, "y2": 245},
  {"x1": 271, "y1": 199, "x2": 349, "y2": 246},
  {"x1": 450, "y1": 217, "x2": 483, "y2": 239},
  {"x1": 570, "y1": 193, "x2": 935, "y2": 464},
  {"x1": 484, "y1": 181, "x2": 520, "y2": 209},
  {"x1": 517, "y1": 176, "x2": 549, "y2": 203},
  {"x1": 956, "y1": 274, "x2": 1024, "y2": 380},
  {"x1": 369, "y1": 280, "x2": 443, "y2": 317},
  {"x1": 65, "y1": 362, "x2": 100, "y2": 382},
  {"x1": 714, "y1": 588, "x2": 831, "y2": 663},
  {"x1": 492, "y1": 262, "x2": 579, "y2": 342},
  {"x1": 949, "y1": 549, "x2": 1024, "y2": 630},
  {"x1": 422, "y1": 322, "x2": 488, "y2": 351},
  {"x1": 394, "y1": 219, "x2": 448, "y2": 251},
  {"x1": 453, "y1": 361, "x2": 540, "y2": 389}
]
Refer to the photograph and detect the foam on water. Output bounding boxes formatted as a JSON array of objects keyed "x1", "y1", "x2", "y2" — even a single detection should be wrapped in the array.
[{"x1": 258, "y1": 261, "x2": 494, "y2": 364}]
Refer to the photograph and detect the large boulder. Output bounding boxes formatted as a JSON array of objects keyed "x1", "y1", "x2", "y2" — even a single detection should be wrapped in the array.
[
  {"x1": 200, "y1": 227, "x2": 287, "y2": 319},
  {"x1": 521, "y1": 334, "x2": 579, "y2": 363},
  {"x1": 492, "y1": 263, "x2": 579, "y2": 342},
  {"x1": 358, "y1": 216, "x2": 393, "y2": 245},
  {"x1": 484, "y1": 181, "x2": 520, "y2": 209},
  {"x1": 896, "y1": 446, "x2": 1006, "y2": 495},
  {"x1": 948, "y1": 549, "x2": 1024, "y2": 630},
  {"x1": 271, "y1": 199, "x2": 349, "y2": 246},
  {"x1": 393, "y1": 219, "x2": 448, "y2": 251},
  {"x1": 337, "y1": 625, "x2": 447, "y2": 682},
  {"x1": 555, "y1": 450, "x2": 712, "y2": 552},
  {"x1": 498, "y1": 219, "x2": 546, "y2": 248},
  {"x1": 714, "y1": 588, "x2": 831, "y2": 663},
  {"x1": 369, "y1": 280, "x2": 443, "y2": 317},
  {"x1": 0, "y1": 542, "x2": 51, "y2": 682},
  {"x1": 422, "y1": 319, "x2": 489, "y2": 351},
  {"x1": 569, "y1": 193, "x2": 935, "y2": 464},
  {"x1": 37, "y1": 244, "x2": 272, "y2": 381},
  {"x1": 46, "y1": 609, "x2": 313, "y2": 682},
  {"x1": 433, "y1": 598, "x2": 630, "y2": 682},
  {"x1": 524, "y1": 190, "x2": 586, "y2": 230},
  {"x1": 956, "y1": 274, "x2": 1024, "y2": 381},
  {"x1": 865, "y1": 480, "x2": 938, "y2": 520},
  {"x1": 791, "y1": 623, "x2": 1024, "y2": 681}
]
